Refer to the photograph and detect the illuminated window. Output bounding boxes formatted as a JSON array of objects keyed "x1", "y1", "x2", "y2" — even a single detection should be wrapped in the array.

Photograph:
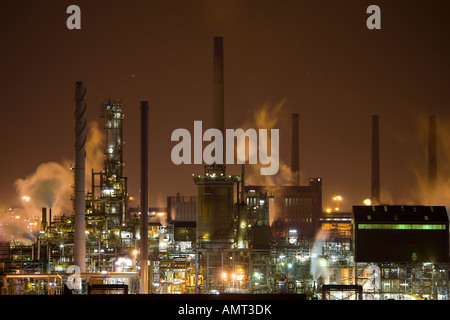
[{"x1": 358, "y1": 224, "x2": 446, "y2": 230}]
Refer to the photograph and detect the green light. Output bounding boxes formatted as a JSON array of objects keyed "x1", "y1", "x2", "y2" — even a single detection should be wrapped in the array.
[{"x1": 358, "y1": 224, "x2": 446, "y2": 230}]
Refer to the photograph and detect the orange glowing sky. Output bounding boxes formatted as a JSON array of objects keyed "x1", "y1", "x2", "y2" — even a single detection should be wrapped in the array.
[{"x1": 0, "y1": 0, "x2": 449, "y2": 213}]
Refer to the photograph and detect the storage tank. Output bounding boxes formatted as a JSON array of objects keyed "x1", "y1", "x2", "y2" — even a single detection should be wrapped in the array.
[{"x1": 193, "y1": 165, "x2": 236, "y2": 247}]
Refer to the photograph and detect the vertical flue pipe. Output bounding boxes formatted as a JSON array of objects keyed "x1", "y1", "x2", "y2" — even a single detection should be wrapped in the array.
[
  {"x1": 74, "y1": 81, "x2": 86, "y2": 273},
  {"x1": 428, "y1": 115, "x2": 437, "y2": 201},
  {"x1": 140, "y1": 101, "x2": 149, "y2": 294},
  {"x1": 213, "y1": 36, "x2": 225, "y2": 136},
  {"x1": 291, "y1": 114, "x2": 300, "y2": 186},
  {"x1": 371, "y1": 115, "x2": 380, "y2": 204}
]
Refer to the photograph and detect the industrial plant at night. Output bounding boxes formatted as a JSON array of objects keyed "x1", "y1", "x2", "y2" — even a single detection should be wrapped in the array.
[{"x1": 0, "y1": 35, "x2": 448, "y2": 301}]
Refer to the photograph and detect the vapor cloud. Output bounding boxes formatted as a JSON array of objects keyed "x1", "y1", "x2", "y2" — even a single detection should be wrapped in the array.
[
  {"x1": 9, "y1": 121, "x2": 106, "y2": 242},
  {"x1": 239, "y1": 99, "x2": 299, "y2": 186},
  {"x1": 237, "y1": 99, "x2": 302, "y2": 225},
  {"x1": 408, "y1": 114, "x2": 450, "y2": 208}
]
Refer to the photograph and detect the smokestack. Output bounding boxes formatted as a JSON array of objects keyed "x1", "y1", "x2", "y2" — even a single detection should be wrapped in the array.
[
  {"x1": 241, "y1": 164, "x2": 245, "y2": 203},
  {"x1": 140, "y1": 101, "x2": 149, "y2": 294},
  {"x1": 41, "y1": 208, "x2": 47, "y2": 231},
  {"x1": 291, "y1": 114, "x2": 300, "y2": 186},
  {"x1": 213, "y1": 36, "x2": 224, "y2": 135},
  {"x1": 48, "y1": 208, "x2": 52, "y2": 229},
  {"x1": 371, "y1": 115, "x2": 380, "y2": 204},
  {"x1": 74, "y1": 81, "x2": 86, "y2": 273},
  {"x1": 428, "y1": 115, "x2": 437, "y2": 201}
]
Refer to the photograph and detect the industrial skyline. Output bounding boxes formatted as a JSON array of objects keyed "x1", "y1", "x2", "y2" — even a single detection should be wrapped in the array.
[
  {"x1": 1, "y1": 2, "x2": 450, "y2": 303},
  {"x1": 1, "y1": 1, "x2": 450, "y2": 216}
]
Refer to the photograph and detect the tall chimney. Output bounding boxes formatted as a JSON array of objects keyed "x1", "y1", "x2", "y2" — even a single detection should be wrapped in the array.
[
  {"x1": 291, "y1": 113, "x2": 300, "y2": 186},
  {"x1": 428, "y1": 115, "x2": 437, "y2": 202},
  {"x1": 213, "y1": 36, "x2": 225, "y2": 136},
  {"x1": 41, "y1": 208, "x2": 47, "y2": 231},
  {"x1": 371, "y1": 115, "x2": 380, "y2": 204},
  {"x1": 73, "y1": 81, "x2": 86, "y2": 273},
  {"x1": 241, "y1": 164, "x2": 245, "y2": 203},
  {"x1": 140, "y1": 101, "x2": 149, "y2": 294}
]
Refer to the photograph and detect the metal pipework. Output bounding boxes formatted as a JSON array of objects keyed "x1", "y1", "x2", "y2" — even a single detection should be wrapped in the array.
[
  {"x1": 140, "y1": 101, "x2": 149, "y2": 294},
  {"x1": 74, "y1": 81, "x2": 86, "y2": 273}
]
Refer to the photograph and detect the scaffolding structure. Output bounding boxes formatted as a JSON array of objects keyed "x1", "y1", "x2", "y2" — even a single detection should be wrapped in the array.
[{"x1": 355, "y1": 262, "x2": 449, "y2": 300}]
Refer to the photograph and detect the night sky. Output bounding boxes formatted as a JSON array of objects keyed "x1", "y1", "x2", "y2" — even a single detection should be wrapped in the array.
[{"x1": 1, "y1": 0, "x2": 449, "y2": 214}]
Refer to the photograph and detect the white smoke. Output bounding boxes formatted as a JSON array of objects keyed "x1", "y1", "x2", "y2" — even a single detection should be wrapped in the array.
[
  {"x1": 310, "y1": 229, "x2": 330, "y2": 284},
  {"x1": 239, "y1": 99, "x2": 299, "y2": 186},
  {"x1": 85, "y1": 121, "x2": 105, "y2": 176},
  {"x1": 237, "y1": 99, "x2": 301, "y2": 225},
  {"x1": 14, "y1": 161, "x2": 73, "y2": 220},
  {"x1": 0, "y1": 209, "x2": 36, "y2": 244},
  {"x1": 410, "y1": 115, "x2": 450, "y2": 208},
  {"x1": 7, "y1": 121, "x2": 105, "y2": 243}
]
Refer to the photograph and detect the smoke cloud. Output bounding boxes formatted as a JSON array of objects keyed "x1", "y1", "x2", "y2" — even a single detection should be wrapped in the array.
[
  {"x1": 238, "y1": 99, "x2": 299, "y2": 186},
  {"x1": 85, "y1": 121, "x2": 105, "y2": 175},
  {"x1": 237, "y1": 99, "x2": 301, "y2": 225},
  {"x1": 14, "y1": 160, "x2": 73, "y2": 220},
  {"x1": 310, "y1": 229, "x2": 331, "y2": 284},
  {"x1": 0, "y1": 210, "x2": 36, "y2": 244},
  {"x1": 8, "y1": 121, "x2": 105, "y2": 243},
  {"x1": 407, "y1": 114, "x2": 450, "y2": 209}
]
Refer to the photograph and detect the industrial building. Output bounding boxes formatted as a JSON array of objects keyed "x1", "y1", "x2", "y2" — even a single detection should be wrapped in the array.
[
  {"x1": 244, "y1": 180, "x2": 323, "y2": 244},
  {"x1": 0, "y1": 36, "x2": 449, "y2": 300},
  {"x1": 352, "y1": 205, "x2": 449, "y2": 300}
]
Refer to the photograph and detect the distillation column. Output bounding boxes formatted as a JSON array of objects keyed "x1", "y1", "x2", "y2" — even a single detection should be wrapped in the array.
[{"x1": 100, "y1": 99, "x2": 127, "y2": 246}]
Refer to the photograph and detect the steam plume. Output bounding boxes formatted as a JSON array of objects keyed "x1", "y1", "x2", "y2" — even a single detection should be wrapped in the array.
[
  {"x1": 238, "y1": 99, "x2": 298, "y2": 186},
  {"x1": 409, "y1": 115, "x2": 450, "y2": 208},
  {"x1": 12, "y1": 121, "x2": 105, "y2": 228},
  {"x1": 15, "y1": 161, "x2": 73, "y2": 219}
]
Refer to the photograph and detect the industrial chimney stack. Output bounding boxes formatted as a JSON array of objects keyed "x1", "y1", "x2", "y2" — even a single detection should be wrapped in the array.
[
  {"x1": 291, "y1": 114, "x2": 300, "y2": 186},
  {"x1": 428, "y1": 115, "x2": 437, "y2": 202},
  {"x1": 41, "y1": 208, "x2": 47, "y2": 231},
  {"x1": 140, "y1": 101, "x2": 149, "y2": 294},
  {"x1": 73, "y1": 81, "x2": 86, "y2": 273},
  {"x1": 213, "y1": 36, "x2": 225, "y2": 136},
  {"x1": 371, "y1": 115, "x2": 380, "y2": 204}
]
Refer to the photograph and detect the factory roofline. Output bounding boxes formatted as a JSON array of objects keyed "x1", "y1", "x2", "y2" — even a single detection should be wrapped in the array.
[
  {"x1": 244, "y1": 181, "x2": 322, "y2": 194},
  {"x1": 192, "y1": 164, "x2": 240, "y2": 184},
  {"x1": 192, "y1": 173, "x2": 240, "y2": 183},
  {"x1": 352, "y1": 205, "x2": 449, "y2": 224}
]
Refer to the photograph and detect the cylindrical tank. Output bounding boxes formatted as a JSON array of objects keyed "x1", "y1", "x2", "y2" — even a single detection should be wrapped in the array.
[{"x1": 194, "y1": 165, "x2": 235, "y2": 247}]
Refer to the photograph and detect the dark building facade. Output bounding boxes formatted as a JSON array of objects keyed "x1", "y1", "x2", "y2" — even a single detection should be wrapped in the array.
[
  {"x1": 244, "y1": 178, "x2": 323, "y2": 243},
  {"x1": 352, "y1": 205, "x2": 449, "y2": 263},
  {"x1": 167, "y1": 193, "x2": 196, "y2": 222}
]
